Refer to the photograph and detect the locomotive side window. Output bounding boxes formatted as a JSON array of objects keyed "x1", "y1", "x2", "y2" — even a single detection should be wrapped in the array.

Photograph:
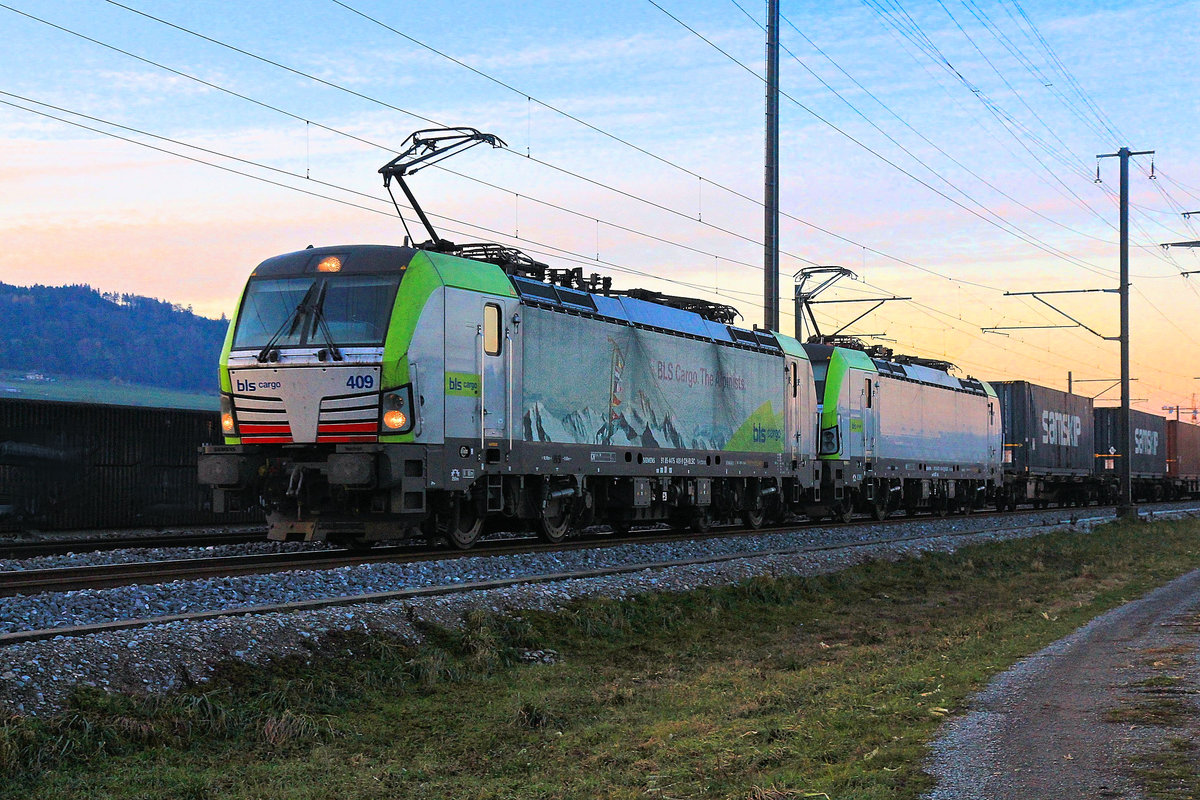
[
  {"x1": 791, "y1": 363, "x2": 797, "y2": 397},
  {"x1": 865, "y1": 378, "x2": 872, "y2": 408},
  {"x1": 484, "y1": 303, "x2": 502, "y2": 356},
  {"x1": 989, "y1": 402, "x2": 995, "y2": 423}
]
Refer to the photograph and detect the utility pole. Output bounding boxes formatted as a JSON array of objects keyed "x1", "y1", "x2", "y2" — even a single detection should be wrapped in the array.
[
  {"x1": 763, "y1": 0, "x2": 780, "y2": 332},
  {"x1": 988, "y1": 147, "x2": 1152, "y2": 520},
  {"x1": 1098, "y1": 147, "x2": 1153, "y2": 519}
]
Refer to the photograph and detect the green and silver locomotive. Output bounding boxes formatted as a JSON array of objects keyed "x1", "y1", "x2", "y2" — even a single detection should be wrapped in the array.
[{"x1": 198, "y1": 242, "x2": 825, "y2": 548}]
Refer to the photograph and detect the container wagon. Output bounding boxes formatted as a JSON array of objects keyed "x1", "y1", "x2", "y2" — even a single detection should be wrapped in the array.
[
  {"x1": 1166, "y1": 419, "x2": 1200, "y2": 497},
  {"x1": 990, "y1": 380, "x2": 1094, "y2": 508},
  {"x1": 1094, "y1": 407, "x2": 1168, "y2": 502},
  {"x1": 0, "y1": 396, "x2": 259, "y2": 530}
]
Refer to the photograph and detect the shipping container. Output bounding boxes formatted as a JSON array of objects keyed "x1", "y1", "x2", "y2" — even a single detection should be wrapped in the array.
[
  {"x1": 0, "y1": 397, "x2": 261, "y2": 530},
  {"x1": 1094, "y1": 407, "x2": 1167, "y2": 478},
  {"x1": 990, "y1": 380, "x2": 1094, "y2": 477},
  {"x1": 1167, "y1": 419, "x2": 1200, "y2": 481}
]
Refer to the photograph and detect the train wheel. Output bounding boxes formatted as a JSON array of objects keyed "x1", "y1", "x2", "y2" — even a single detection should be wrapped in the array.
[
  {"x1": 538, "y1": 497, "x2": 572, "y2": 544},
  {"x1": 691, "y1": 509, "x2": 713, "y2": 533},
  {"x1": 344, "y1": 537, "x2": 375, "y2": 552},
  {"x1": 869, "y1": 496, "x2": 888, "y2": 521},
  {"x1": 741, "y1": 507, "x2": 765, "y2": 529},
  {"x1": 441, "y1": 498, "x2": 483, "y2": 550}
]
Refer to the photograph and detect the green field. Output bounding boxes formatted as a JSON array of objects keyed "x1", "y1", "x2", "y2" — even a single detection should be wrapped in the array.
[
  {"x1": 0, "y1": 370, "x2": 215, "y2": 411},
  {"x1": 3, "y1": 519, "x2": 1198, "y2": 799}
]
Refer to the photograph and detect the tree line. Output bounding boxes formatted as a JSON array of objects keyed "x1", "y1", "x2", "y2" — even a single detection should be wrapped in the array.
[{"x1": 0, "y1": 283, "x2": 228, "y2": 391}]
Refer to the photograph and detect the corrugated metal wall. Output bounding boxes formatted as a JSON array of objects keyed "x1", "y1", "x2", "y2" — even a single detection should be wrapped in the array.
[
  {"x1": 1094, "y1": 407, "x2": 1167, "y2": 478},
  {"x1": 0, "y1": 398, "x2": 261, "y2": 530},
  {"x1": 991, "y1": 380, "x2": 1095, "y2": 476},
  {"x1": 1167, "y1": 420, "x2": 1200, "y2": 480}
]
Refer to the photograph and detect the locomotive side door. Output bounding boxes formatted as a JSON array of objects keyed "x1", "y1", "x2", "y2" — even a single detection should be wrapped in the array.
[
  {"x1": 843, "y1": 368, "x2": 869, "y2": 462},
  {"x1": 784, "y1": 358, "x2": 801, "y2": 461},
  {"x1": 479, "y1": 299, "x2": 509, "y2": 444},
  {"x1": 784, "y1": 356, "x2": 816, "y2": 463},
  {"x1": 861, "y1": 375, "x2": 876, "y2": 461}
]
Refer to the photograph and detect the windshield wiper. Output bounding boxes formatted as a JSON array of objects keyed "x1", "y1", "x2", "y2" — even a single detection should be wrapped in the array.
[
  {"x1": 309, "y1": 283, "x2": 343, "y2": 362},
  {"x1": 257, "y1": 282, "x2": 319, "y2": 363}
]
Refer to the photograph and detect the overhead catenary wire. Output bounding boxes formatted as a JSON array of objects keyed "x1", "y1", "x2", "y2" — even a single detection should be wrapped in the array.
[
  {"x1": 856, "y1": 0, "x2": 1200, "y2": 278},
  {"x1": 2, "y1": 91, "x2": 1119, "y2": 384},
  {"x1": 0, "y1": 5, "x2": 813, "y2": 277},
  {"x1": 2, "y1": 0, "x2": 1027, "y2": 298},
  {"x1": 647, "y1": 0, "x2": 1158, "y2": 284},
  {"x1": 3, "y1": 2, "x2": 1196, "y2": 403},
  {"x1": 0, "y1": 94, "x2": 787, "y2": 317}
]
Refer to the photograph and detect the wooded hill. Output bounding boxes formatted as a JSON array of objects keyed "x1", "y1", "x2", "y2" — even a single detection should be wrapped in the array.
[{"x1": 0, "y1": 283, "x2": 228, "y2": 392}]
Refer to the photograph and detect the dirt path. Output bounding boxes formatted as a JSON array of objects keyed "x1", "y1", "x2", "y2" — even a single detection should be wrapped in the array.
[{"x1": 926, "y1": 568, "x2": 1200, "y2": 799}]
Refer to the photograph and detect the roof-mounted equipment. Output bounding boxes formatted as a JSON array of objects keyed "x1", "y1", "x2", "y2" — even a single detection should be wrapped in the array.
[
  {"x1": 455, "y1": 243, "x2": 549, "y2": 277},
  {"x1": 612, "y1": 289, "x2": 741, "y2": 325},
  {"x1": 892, "y1": 354, "x2": 958, "y2": 374},
  {"x1": 379, "y1": 127, "x2": 506, "y2": 252}
]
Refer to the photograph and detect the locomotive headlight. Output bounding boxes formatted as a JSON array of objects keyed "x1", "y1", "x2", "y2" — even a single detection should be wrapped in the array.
[
  {"x1": 381, "y1": 387, "x2": 414, "y2": 433},
  {"x1": 220, "y1": 395, "x2": 237, "y2": 435}
]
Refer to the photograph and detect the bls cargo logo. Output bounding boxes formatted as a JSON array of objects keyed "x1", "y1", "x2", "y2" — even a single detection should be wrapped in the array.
[
  {"x1": 1041, "y1": 410, "x2": 1081, "y2": 447},
  {"x1": 445, "y1": 371, "x2": 481, "y2": 397},
  {"x1": 752, "y1": 423, "x2": 783, "y2": 444},
  {"x1": 235, "y1": 378, "x2": 282, "y2": 393},
  {"x1": 1134, "y1": 428, "x2": 1159, "y2": 455}
]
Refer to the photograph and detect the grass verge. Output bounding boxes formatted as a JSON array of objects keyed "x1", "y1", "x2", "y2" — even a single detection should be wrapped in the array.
[
  {"x1": 3, "y1": 518, "x2": 1200, "y2": 799},
  {"x1": 1107, "y1": 629, "x2": 1200, "y2": 798}
]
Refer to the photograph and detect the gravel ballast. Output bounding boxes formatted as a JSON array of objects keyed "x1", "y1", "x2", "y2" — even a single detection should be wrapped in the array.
[
  {"x1": 0, "y1": 513, "x2": 1087, "y2": 636},
  {"x1": 0, "y1": 508, "x2": 1196, "y2": 716}
]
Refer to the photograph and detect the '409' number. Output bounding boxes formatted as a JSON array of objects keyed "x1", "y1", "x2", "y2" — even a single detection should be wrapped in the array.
[{"x1": 346, "y1": 374, "x2": 374, "y2": 389}]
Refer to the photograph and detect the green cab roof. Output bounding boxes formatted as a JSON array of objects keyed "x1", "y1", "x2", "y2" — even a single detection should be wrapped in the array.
[
  {"x1": 420, "y1": 250, "x2": 517, "y2": 298},
  {"x1": 772, "y1": 332, "x2": 811, "y2": 360},
  {"x1": 833, "y1": 346, "x2": 878, "y2": 372}
]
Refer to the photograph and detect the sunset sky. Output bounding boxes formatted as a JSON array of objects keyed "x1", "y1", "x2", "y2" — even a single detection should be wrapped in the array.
[{"x1": 2, "y1": 0, "x2": 1199, "y2": 412}]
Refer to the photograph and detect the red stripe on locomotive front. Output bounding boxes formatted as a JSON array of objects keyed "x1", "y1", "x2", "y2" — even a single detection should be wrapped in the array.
[
  {"x1": 240, "y1": 424, "x2": 291, "y2": 434},
  {"x1": 317, "y1": 422, "x2": 377, "y2": 433}
]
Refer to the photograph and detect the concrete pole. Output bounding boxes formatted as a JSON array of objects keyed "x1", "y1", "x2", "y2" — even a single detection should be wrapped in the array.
[
  {"x1": 1118, "y1": 147, "x2": 1133, "y2": 517},
  {"x1": 764, "y1": 0, "x2": 780, "y2": 332}
]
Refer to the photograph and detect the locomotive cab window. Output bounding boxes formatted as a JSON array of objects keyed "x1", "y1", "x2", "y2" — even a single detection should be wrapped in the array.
[
  {"x1": 484, "y1": 303, "x2": 502, "y2": 356},
  {"x1": 232, "y1": 273, "x2": 401, "y2": 349},
  {"x1": 864, "y1": 378, "x2": 872, "y2": 408},
  {"x1": 791, "y1": 363, "x2": 798, "y2": 397}
]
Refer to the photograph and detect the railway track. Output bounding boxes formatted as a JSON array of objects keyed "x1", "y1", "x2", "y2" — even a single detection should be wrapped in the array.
[
  {"x1": 0, "y1": 527, "x2": 267, "y2": 559},
  {"x1": 0, "y1": 507, "x2": 1042, "y2": 597},
  {"x1": 4, "y1": 502, "x2": 1193, "y2": 598},
  {"x1": 10, "y1": 505, "x2": 1193, "y2": 650}
]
